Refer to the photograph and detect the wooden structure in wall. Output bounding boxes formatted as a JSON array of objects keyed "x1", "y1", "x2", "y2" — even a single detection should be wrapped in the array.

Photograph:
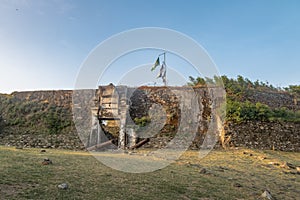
[{"x1": 88, "y1": 84, "x2": 138, "y2": 150}]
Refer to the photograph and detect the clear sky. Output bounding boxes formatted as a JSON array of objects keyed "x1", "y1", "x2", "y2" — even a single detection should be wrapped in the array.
[{"x1": 0, "y1": 0, "x2": 300, "y2": 93}]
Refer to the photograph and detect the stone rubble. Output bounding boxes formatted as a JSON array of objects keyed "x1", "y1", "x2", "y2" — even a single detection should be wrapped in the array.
[
  {"x1": 57, "y1": 183, "x2": 68, "y2": 190},
  {"x1": 42, "y1": 158, "x2": 52, "y2": 165}
]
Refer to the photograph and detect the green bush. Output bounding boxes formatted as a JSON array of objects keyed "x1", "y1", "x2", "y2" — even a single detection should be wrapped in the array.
[
  {"x1": 285, "y1": 85, "x2": 300, "y2": 96},
  {"x1": 134, "y1": 116, "x2": 151, "y2": 127},
  {"x1": 226, "y1": 100, "x2": 299, "y2": 122},
  {"x1": 188, "y1": 75, "x2": 300, "y2": 123},
  {"x1": 0, "y1": 93, "x2": 73, "y2": 135},
  {"x1": 255, "y1": 102, "x2": 272, "y2": 121},
  {"x1": 44, "y1": 106, "x2": 72, "y2": 134}
]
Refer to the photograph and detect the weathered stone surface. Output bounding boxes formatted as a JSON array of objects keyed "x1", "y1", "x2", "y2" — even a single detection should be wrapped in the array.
[
  {"x1": 12, "y1": 90, "x2": 73, "y2": 109},
  {"x1": 57, "y1": 183, "x2": 68, "y2": 190},
  {"x1": 0, "y1": 86, "x2": 299, "y2": 151},
  {"x1": 1, "y1": 133, "x2": 85, "y2": 150},
  {"x1": 226, "y1": 121, "x2": 300, "y2": 151},
  {"x1": 245, "y1": 90, "x2": 299, "y2": 111},
  {"x1": 261, "y1": 190, "x2": 274, "y2": 200}
]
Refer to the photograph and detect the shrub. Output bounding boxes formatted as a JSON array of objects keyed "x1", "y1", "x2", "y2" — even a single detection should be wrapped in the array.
[
  {"x1": 226, "y1": 100, "x2": 272, "y2": 122},
  {"x1": 134, "y1": 116, "x2": 151, "y2": 127}
]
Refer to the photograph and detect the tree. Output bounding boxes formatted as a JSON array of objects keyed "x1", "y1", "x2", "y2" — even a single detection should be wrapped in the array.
[
  {"x1": 285, "y1": 85, "x2": 300, "y2": 96},
  {"x1": 187, "y1": 76, "x2": 206, "y2": 86},
  {"x1": 188, "y1": 75, "x2": 225, "y2": 86}
]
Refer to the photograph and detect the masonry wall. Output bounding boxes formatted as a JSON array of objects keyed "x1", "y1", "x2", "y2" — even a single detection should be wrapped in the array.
[
  {"x1": 125, "y1": 86, "x2": 217, "y2": 149},
  {"x1": 0, "y1": 87, "x2": 299, "y2": 151},
  {"x1": 225, "y1": 121, "x2": 300, "y2": 151}
]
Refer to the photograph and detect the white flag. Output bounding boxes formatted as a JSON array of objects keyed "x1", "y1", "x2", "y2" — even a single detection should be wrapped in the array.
[{"x1": 157, "y1": 62, "x2": 166, "y2": 78}]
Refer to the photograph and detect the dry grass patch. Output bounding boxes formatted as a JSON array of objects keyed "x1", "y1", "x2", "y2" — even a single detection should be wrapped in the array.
[{"x1": 0, "y1": 146, "x2": 299, "y2": 200}]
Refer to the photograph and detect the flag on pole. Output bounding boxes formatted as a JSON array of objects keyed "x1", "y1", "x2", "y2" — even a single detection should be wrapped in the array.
[
  {"x1": 161, "y1": 62, "x2": 167, "y2": 86},
  {"x1": 162, "y1": 67, "x2": 166, "y2": 79},
  {"x1": 151, "y1": 57, "x2": 160, "y2": 71},
  {"x1": 157, "y1": 62, "x2": 166, "y2": 78}
]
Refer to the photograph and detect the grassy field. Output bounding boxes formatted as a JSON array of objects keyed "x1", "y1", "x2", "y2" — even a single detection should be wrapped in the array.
[{"x1": 0, "y1": 146, "x2": 299, "y2": 200}]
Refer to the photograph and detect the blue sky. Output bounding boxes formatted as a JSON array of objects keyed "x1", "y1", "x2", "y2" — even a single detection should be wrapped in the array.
[{"x1": 0, "y1": 0, "x2": 299, "y2": 93}]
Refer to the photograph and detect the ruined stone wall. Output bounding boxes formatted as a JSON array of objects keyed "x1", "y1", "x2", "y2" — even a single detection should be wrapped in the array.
[
  {"x1": 225, "y1": 121, "x2": 300, "y2": 151},
  {"x1": 245, "y1": 90, "x2": 299, "y2": 110},
  {"x1": 0, "y1": 90, "x2": 84, "y2": 149},
  {"x1": 12, "y1": 90, "x2": 73, "y2": 108},
  {"x1": 127, "y1": 86, "x2": 214, "y2": 149},
  {"x1": 1, "y1": 87, "x2": 299, "y2": 151}
]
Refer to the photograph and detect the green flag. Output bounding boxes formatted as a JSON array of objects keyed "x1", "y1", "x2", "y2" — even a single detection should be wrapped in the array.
[{"x1": 151, "y1": 57, "x2": 160, "y2": 71}]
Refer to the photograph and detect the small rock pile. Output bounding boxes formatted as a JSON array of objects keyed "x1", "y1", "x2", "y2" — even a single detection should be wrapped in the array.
[{"x1": 42, "y1": 158, "x2": 52, "y2": 165}]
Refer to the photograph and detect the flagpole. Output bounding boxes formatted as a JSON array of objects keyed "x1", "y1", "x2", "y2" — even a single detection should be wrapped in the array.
[{"x1": 164, "y1": 52, "x2": 166, "y2": 86}]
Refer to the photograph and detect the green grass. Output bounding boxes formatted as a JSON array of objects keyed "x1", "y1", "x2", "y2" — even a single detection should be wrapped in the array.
[{"x1": 0, "y1": 146, "x2": 299, "y2": 200}]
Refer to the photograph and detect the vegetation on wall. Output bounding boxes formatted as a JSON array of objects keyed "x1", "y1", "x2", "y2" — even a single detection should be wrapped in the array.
[
  {"x1": 0, "y1": 94, "x2": 73, "y2": 135},
  {"x1": 285, "y1": 85, "x2": 300, "y2": 97},
  {"x1": 188, "y1": 75, "x2": 300, "y2": 123},
  {"x1": 226, "y1": 100, "x2": 300, "y2": 122},
  {"x1": 134, "y1": 116, "x2": 151, "y2": 127},
  {"x1": 44, "y1": 106, "x2": 72, "y2": 134}
]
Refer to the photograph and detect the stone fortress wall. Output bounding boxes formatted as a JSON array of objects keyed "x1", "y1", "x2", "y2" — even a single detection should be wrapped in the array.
[{"x1": 0, "y1": 85, "x2": 299, "y2": 151}]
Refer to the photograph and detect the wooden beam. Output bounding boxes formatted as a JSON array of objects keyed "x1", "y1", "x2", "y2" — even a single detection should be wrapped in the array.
[
  {"x1": 87, "y1": 139, "x2": 115, "y2": 151},
  {"x1": 129, "y1": 138, "x2": 150, "y2": 150}
]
